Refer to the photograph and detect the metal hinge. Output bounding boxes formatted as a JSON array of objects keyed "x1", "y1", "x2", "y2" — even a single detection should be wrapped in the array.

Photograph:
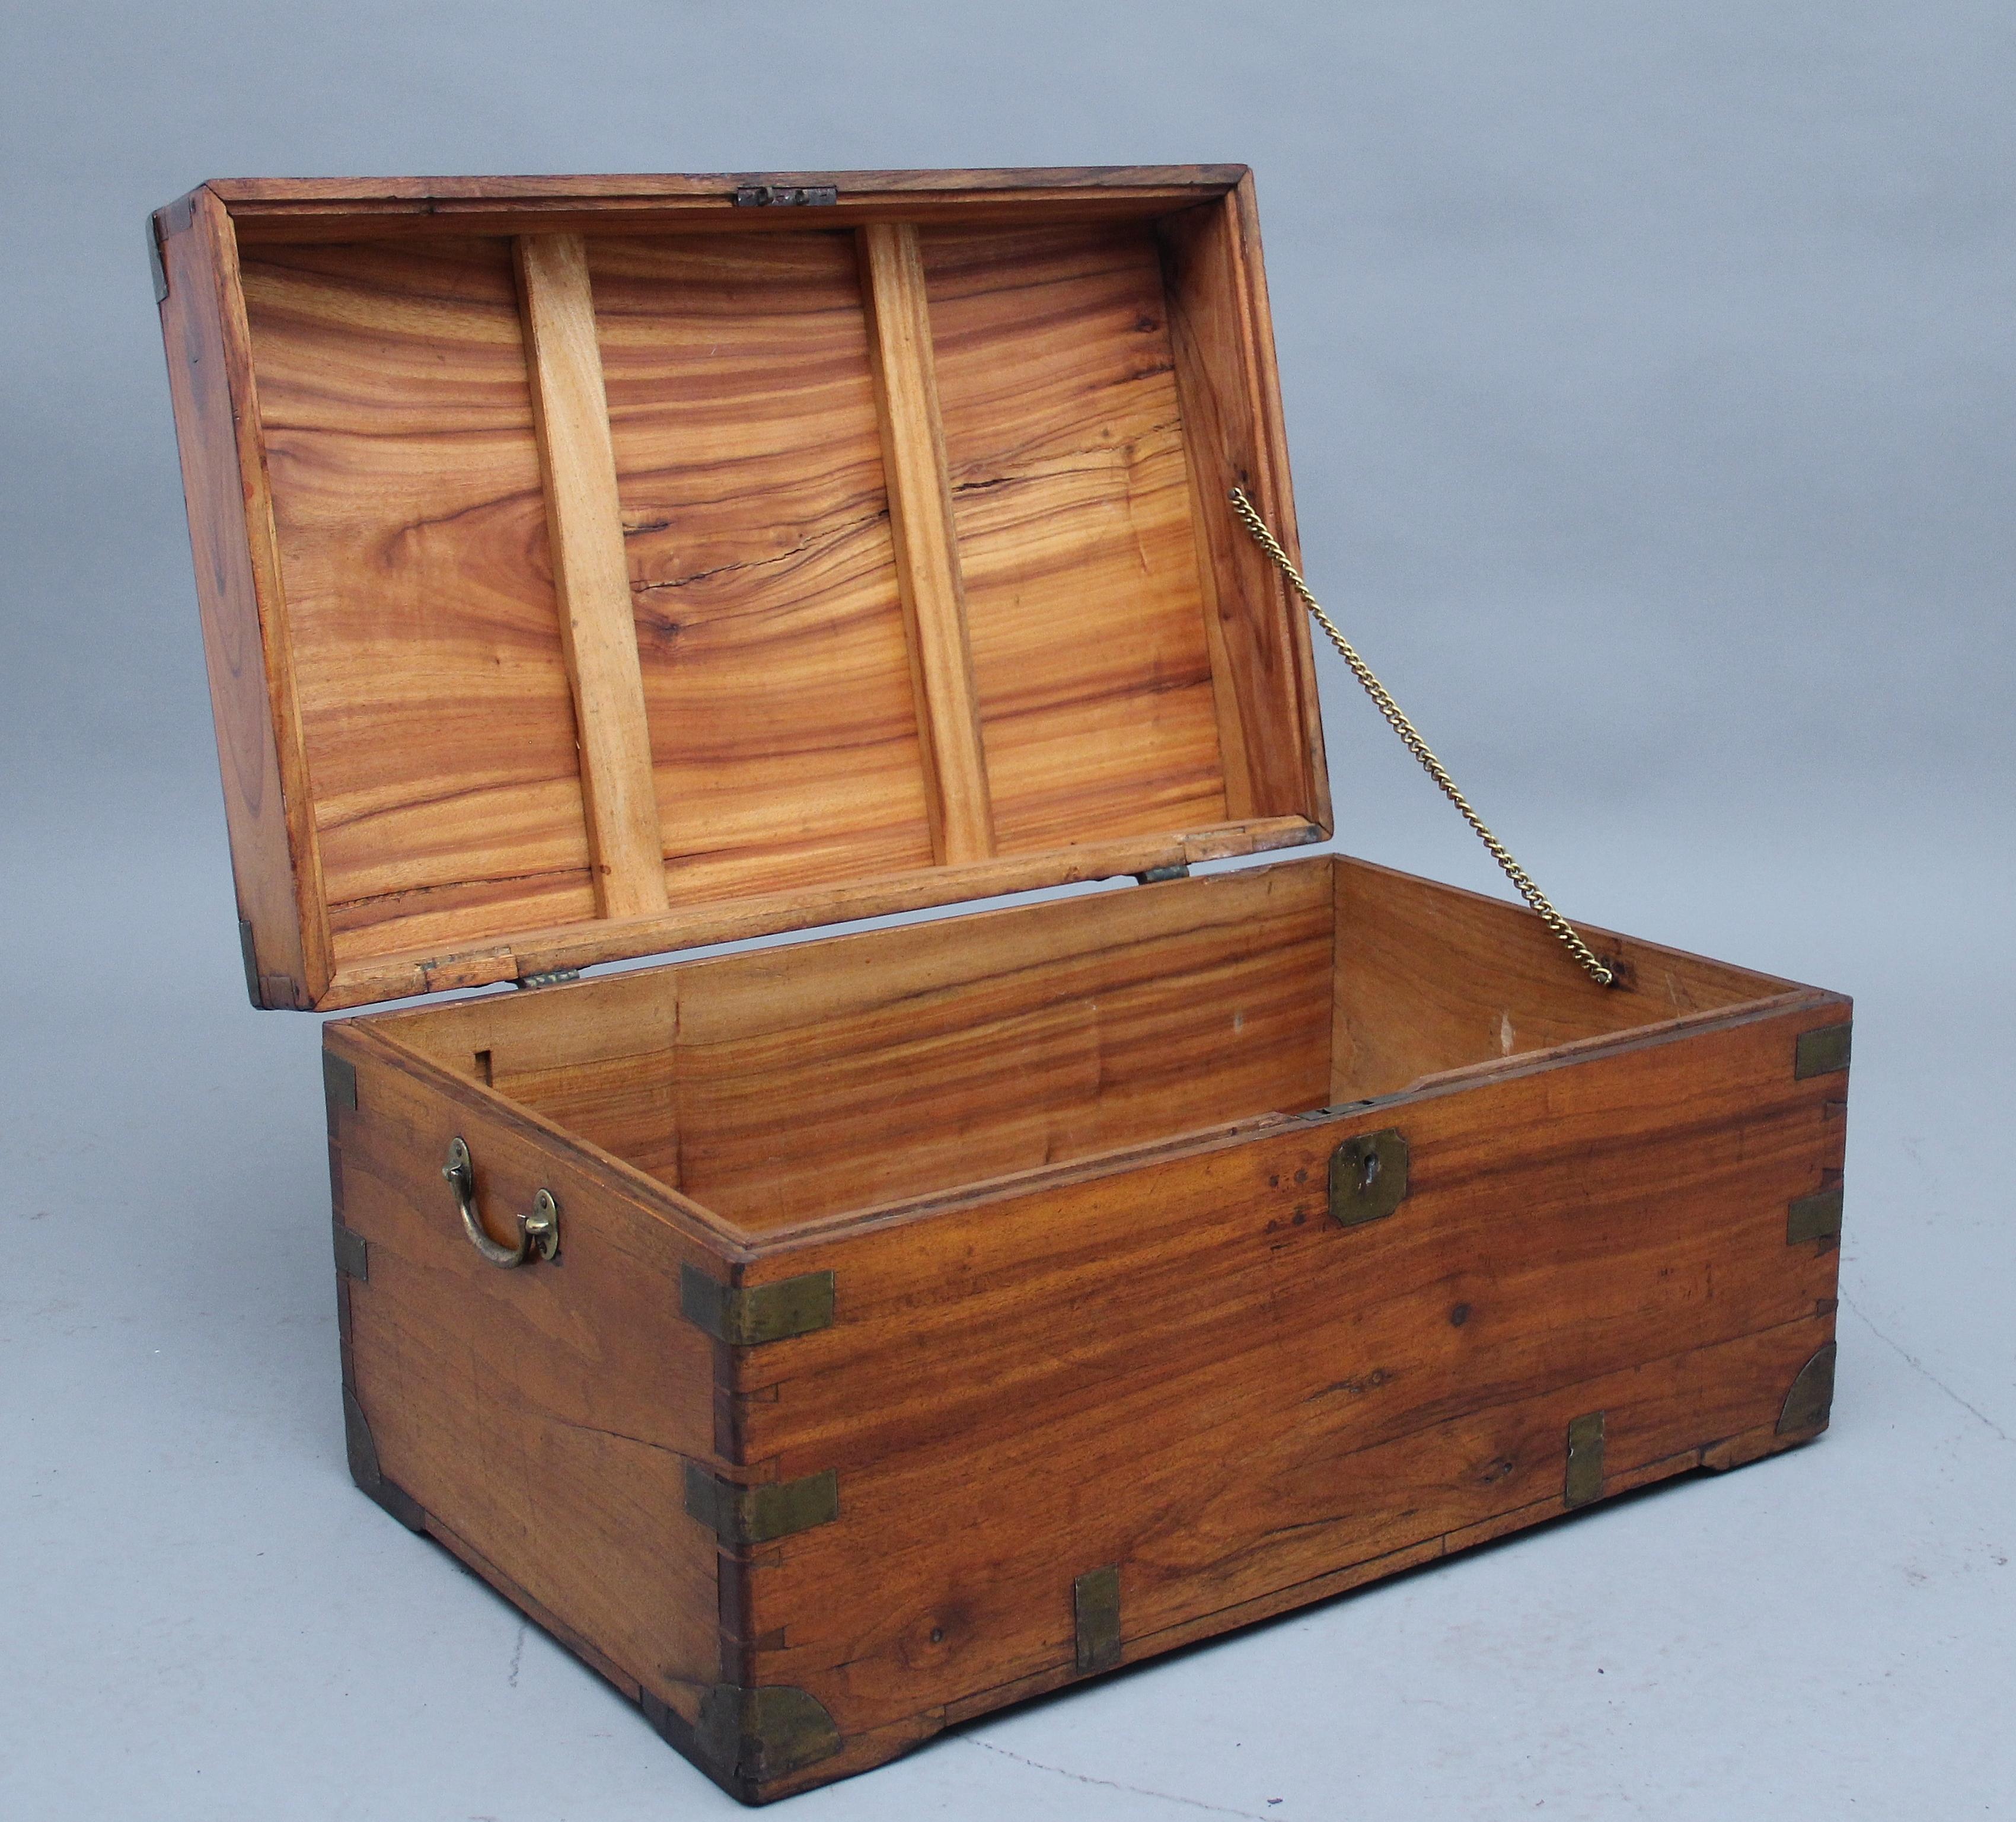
[
  {"x1": 513, "y1": 967, "x2": 580, "y2": 990},
  {"x1": 732, "y1": 183, "x2": 838, "y2": 208},
  {"x1": 147, "y1": 212, "x2": 169, "y2": 304}
]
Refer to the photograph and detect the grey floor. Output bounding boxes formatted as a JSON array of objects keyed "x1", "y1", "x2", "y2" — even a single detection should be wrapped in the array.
[{"x1": 5, "y1": 3, "x2": 2013, "y2": 1815}]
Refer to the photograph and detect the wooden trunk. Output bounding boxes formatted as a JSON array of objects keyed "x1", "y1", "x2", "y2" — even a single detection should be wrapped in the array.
[{"x1": 154, "y1": 167, "x2": 1849, "y2": 1803}]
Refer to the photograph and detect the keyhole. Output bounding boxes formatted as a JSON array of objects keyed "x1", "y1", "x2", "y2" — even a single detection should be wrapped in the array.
[{"x1": 1358, "y1": 1150, "x2": 1381, "y2": 1191}]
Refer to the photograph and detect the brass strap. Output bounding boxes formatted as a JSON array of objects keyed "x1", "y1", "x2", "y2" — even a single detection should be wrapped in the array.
[{"x1": 1230, "y1": 488, "x2": 1616, "y2": 989}]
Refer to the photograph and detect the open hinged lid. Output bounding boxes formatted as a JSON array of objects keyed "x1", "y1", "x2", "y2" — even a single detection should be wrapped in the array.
[{"x1": 152, "y1": 166, "x2": 1330, "y2": 1011}]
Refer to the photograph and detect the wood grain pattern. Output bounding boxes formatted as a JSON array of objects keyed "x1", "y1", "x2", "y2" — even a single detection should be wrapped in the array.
[
  {"x1": 513, "y1": 234, "x2": 668, "y2": 921},
  {"x1": 1159, "y1": 185, "x2": 1328, "y2": 825},
  {"x1": 924, "y1": 220, "x2": 1231, "y2": 853},
  {"x1": 588, "y1": 231, "x2": 937, "y2": 906},
  {"x1": 324, "y1": 1025, "x2": 728, "y2": 1731},
  {"x1": 240, "y1": 237, "x2": 599, "y2": 963},
  {"x1": 212, "y1": 168, "x2": 1255, "y2": 243},
  {"x1": 1329, "y1": 855, "x2": 1791, "y2": 1101},
  {"x1": 860, "y1": 223, "x2": 995, "y2": 864},
  {"x1": 381, "y1": 966, "x2": 684, "y2": 1186},
  {"x1": 337, "y1": 854, "x2": 1849, "y2": 1797},
  {"x1": 164, "y1": 173, "x2": 1334, "y2": 1010},
  {"x1": 153, "y1": 190, "x2": 321, "y2": 1005},
  {"x1": 1230, "y1": 173, "x2": 1329, "y2": 831},
  {"x1": 377, "y1": 864, "x2": 1334, "y2": 1231},
  {"x1": 722, "y1": 989, "x2": 1845, "y2": 1772},
  {"x1": 369, "y1": 854, "x2": 1807, "y2": 1242},
  {"x1": 324, "y1": 815, "x2": 1323, "y2": 1010},
  {"x1": 669, "y1": 864, "x2": 1332, "y2": 1228}
]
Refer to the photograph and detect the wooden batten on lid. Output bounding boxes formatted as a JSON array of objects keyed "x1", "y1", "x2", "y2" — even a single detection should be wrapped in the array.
[{"x1": 152, "y1": 168, "x2": 1331, "y2": 1011}]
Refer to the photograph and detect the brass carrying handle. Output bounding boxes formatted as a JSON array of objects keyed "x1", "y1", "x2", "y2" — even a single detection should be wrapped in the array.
[{"x1": 441, "y1": 1136, "x2": 560, "y2": 1268}]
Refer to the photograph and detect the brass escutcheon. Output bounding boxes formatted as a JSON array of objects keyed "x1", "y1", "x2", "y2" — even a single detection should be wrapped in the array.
[
  {"x1": 1328, "y1": 1128, "x2": 1410, "y2": 1227},
  {"x1": 441, "y1": 1135, "x2": 560, "y2": 1268}
]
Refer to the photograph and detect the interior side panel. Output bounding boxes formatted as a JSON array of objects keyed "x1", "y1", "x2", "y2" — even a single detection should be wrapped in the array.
[
  {"x1": 1329, "y1": 857, "x2": 1791, "y2": 1100},
  {"x1": 671, "y1": 867, "x2": 1334, "y2": 1228},
  {"x1": 379, "y1": 864, "x2": 1336, "y2": 1232}
]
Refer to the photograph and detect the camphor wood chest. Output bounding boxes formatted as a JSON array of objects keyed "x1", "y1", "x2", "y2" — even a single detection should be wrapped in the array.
[{"x1": 152, "y1": 166, "x2": 1851, "y2": 1801}]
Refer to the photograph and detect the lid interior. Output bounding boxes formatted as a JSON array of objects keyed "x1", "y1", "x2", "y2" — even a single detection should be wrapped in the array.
[{"x1": 168, "y1": 171, "x2": 1328, "y2": 1009}]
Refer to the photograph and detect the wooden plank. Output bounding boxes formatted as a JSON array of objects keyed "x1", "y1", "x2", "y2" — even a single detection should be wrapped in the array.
[
  {"x1": 1330, "y1": 854, "x2": 1795, "y2": 1101},
  {"x1": 719, "y1": 991, "x2": 1845, "y2": 1768},
  {"x1": 154, "y1": 189, "x2": 327, "y2": 1005},
  {"x1": 758, "y1": 1322, "x2": 1829, "y2": 1797},
  {"x1": 238, "y1": 235, "x2": 600, "y2": 965},
  {"x1": 859, "y1": 222, "x2": 995, "y2": 864},
  {"x1": 379, "y1": 966, "x2": 685, "y2": 1188},
  {"x1": 513, "y1": 234, "x2": 669, "y2": 923},
  {"x1": 318, "y1": 815, "x2": 1325, "y2": 1010},
  {"x1": 1233, "y1": 172, "x2": 1331, "y2": 832},
  {"x1": 211, "y1": 167, "x2": 1254, "y2": 242},
  {"x1": 1159, "y1": 185, "x2": 1329, "y2": 827},
  {"x1": 923, "y1": 219, "x2": 1230, "y2": 853},
  {"x1": 588, "y1": 232, "x2": 936, "y2": 904},
  {"x1": 324, "y1": 1024, "x2": 730, "y2": 1730},
  {"x1": 379, "y1": 863, "x2": 1335, "y2": 1226},
  {"x1": 212, "y1": 167, "x2": 1252, "y2": 205},
  {"x1": 670, "y1": 863, "x2": 1332, "y2": 1227}
]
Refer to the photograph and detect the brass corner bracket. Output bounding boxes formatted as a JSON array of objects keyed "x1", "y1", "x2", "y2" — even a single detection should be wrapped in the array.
[
  {"x1": 1074, "y1": 1565, "x2": 1122, "y2": 1674},
  {"x1": 1794, "y1": 1023, "x2": 1852, "y2": 1080},
  {"x1": 681, "y1": 1264, "x2": 835, "y2": 1347},
  {"x1": 1776, "y1": 1342, "x2": 1838, "y2": 1436},
  {"x1": 703, "y1": 1683, "x2": 842, "y2": 1788},
  {"x1": 1564, "y1": 1410, "x2": 1606, "y2": 1508},
  {"x1": 685, "y1": 1463, "x2": 839, "y2": 1547},
  {"x1": 342, "y1": 1388, "x2": 426, "y2": 1533}
]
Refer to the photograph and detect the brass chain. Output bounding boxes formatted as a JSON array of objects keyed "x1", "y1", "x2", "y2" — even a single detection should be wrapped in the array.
[{"x1": 1229, "y1": 487, "x2": 1616, "y2": 989}]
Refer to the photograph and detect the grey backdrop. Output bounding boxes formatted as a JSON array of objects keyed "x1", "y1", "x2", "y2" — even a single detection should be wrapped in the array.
[{"x1": 4, "y1": 4, "x2": 2011, "y2": 1818}]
